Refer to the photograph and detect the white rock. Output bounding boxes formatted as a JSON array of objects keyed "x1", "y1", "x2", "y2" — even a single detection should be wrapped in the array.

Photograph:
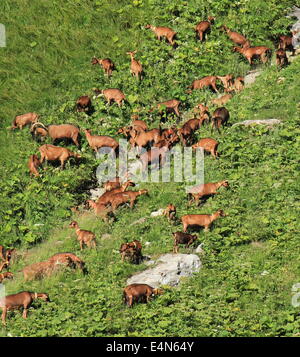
[
  {"x1": 232, "y1": 119, "x2": 282, "y2": 128},
  {"x1": 127, "y1": 253, "x2": 202, "y2": 288},
  {"x1": 150, "y1": 208, "x2": 165, "y2": 217}
]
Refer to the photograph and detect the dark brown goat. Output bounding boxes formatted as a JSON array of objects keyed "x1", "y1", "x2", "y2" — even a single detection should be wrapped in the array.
[
  {"x1": 76, "y1": 96, "x2": 92, "y2": 113},
  {"x1": 211, "y1": 107, "x2": 230, "y2": 132},
  {"x1": 172, "y1": 232, "x2": 198, "y2": 253},
  {"x1": 178, "y1": 118, "x2": 203, "y2": 146},
  {"x1": 123, "y1": 284, "x2": 163, "y2": 307},
  {"x1": 276, "y1": 49, "x2": 288, "y2": 68}
]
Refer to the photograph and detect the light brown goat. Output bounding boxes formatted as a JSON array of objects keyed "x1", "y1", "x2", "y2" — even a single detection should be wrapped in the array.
[
  {"x1": 31, "y1": 123, "x2": 80, "y2": 146},
  {"x1": 129, "y1": 128, "x2": 162, "y2": 149},
  {"x1": 84, "y1": 129, "x2": 119, "y2": 153},
  {"x1": 181, "y1": 209, "x2": 226, "y2": 232},
  {"x1": 192, "y1": 138, "x2": 219, "y2": 159},
  {"x1": 91, "y1": 57, "x2": 115, "y2": 77},
  {"x1": 188, "y1": 76, "x2": 219, "y2": 93},
  {"x1": 163, "y1": 204, "x2": 177, "y2": 222},
  {"x1": 39, "y1": 144, "x2": 81, "y2": 169},
  {"x1": 195, "y1": 16, "x2": 215, "y2": 41},
  {"x1": 234, "y1": 46, "x2": 271, "y2": 65},
  {"x1": 145, "y1": 25, "x2": 176, "y2": 46},
  {"x1": 76, "y1": 96, "x2": 92, "y2": 113},
  {"x1": 9, "y1": 112, "x2": 39, "y2": 130},
  {"x1": 211, "y1": 94, "x2": 232, "y2": 106},
  {"x1": 0, "y1": 291, "x2": 49, "y2": 326},
  {"x1": 172, "y1": 232, "x2": 198, "y2": 253},
  {"x1": 109, "y1": 189, "x2": 148, "y2": 212},
  {"x1": 222, "y1": 25, "x2": 250, "y2": 47},
  {"x1": 123, "y1": 284, "x2": 163, "y2": 307},
  {"x1": 188, "y1": 180, "x2": 229, "y2": 205},
  {"x1": 48, "y1": 253, "x2": 87, "y2": 273},
  {"x1": 95, "y1": 88, "x2": 126, "y2": 107},
  {"x1": 28, "y1": 154, "x2": 41, "y2": 177},
  {"x1": 69, "y1": 221, "x2": 96, "y2": 250},
  {"x1": 156, "y1": 99, "x2": 181, "y2": 118},
  {"x1": 97, "y1": 180, "x2": 135, "y2": 205},
  {"x1": 127, "y1": 51, "x2": 143, "y2": 80}
]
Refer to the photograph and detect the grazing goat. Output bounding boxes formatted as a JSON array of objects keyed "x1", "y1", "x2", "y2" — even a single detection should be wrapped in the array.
[
  {"x1": 276, "y1": 49, "x2": 288, "y2": 68},
  {"x1": 49, "y1": 253, "x2": 87, "y2": 273},
  {"x1": 0, "y1": 272, "x2": 14, "y2": 283},
  {"x1": 97, "y1": 180, "x2": 135, "y2": 205},
  {"x1": 178, "y1": 118, "x2": 203, "y2": 146},
  {"x1": 126, "y1": 51, "x2": 143, "y2": 80},
  {"x1": 222, "y1": 25, "x2": 250, "y2": 47},
  {"x1": 86, "y1": 200, "x2": 112, "y2": 222},
  {"x1": 226, "y1": 76, "x2": 244, "y2": 92},
  {"x1": 109, "y1": 189, "x2": 148, "y2": 212},
  {"x1": 28, "y1": 154, "x2": 41, "y2": 177},
  {"x1": 234, "y1": 46, "x2": 271, "y2": 65},
  {"x1": 163, "y1": 204, "x2": 176, "y2": 222},
  {"x1": 192, "y1": 138, "x2": 219, "y2": 159},
  {"x1": 84, "y1": 129, "x2": 119, "y2": 153},
  {"x1": 94, "y1": 88, "x2": 126, "y2": 107},
  {"x1": 195, "y1": 16, "x2": 215, "y2": 41},
  {"x1": 172, "y1": 232, "x2": 198, "y2": 253},
  {"x1": 123, "y1": 284, "x2": 163, "y2": 307},
  {"x1": 217, "y1": 74, "x2": 234, "y2": 89},
  {"x1": 22, "y1": 260, "x2": 54, "y2": 281},
  {"x1": 188, "y1": 76, "x2": 219, "y2": 93},
  {"x1": 69, "y1": 221, "x2": 96, "y2": 250},
  {"x1": 120, "y1": 240, "x2": 142, "y2": 264},
  {"x1": 91, "y1": 57, "x2": 115, "y2": 77},
  {"x1": 155, "y1": 99, "x2": 181, "y2": 119},
  {"x1": 76, "y1": 96, "x2": 92, "y2": 113},
  {"x1": 211, "y1": 107, "x2": 230, "y2": 132},
  {"x1": 211, "y1": 94, "x2": 232, "y2": 106},
  {"x1": 0, "y1": 292, "x2": 49, "y2": 326},
  {"x1": 181, "y1": 209, "x2": 226, "y2": 232},
  {"x1": 145, "y1": 25, "x2": 176, "y2": 46},
  {"x1": 39, "y1": 144, "x2": 81, "y2": 169},
  {"x1": 9, "y1": 113, "x2": 39, "y2": 130},
  {"x1": 129, "y1": 128, "x2": 162, "y2": 149},
  {"x1": 31, "y1": 123, "x2": 80, "y2": 146},
  {"x1": 188, "y1": 180, "x2": 229, "y2": 205}
]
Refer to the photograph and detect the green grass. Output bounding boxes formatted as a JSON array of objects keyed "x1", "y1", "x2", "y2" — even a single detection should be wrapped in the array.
[{"x1": 1, "y1": 0, "x2": 300, "y2": 336}]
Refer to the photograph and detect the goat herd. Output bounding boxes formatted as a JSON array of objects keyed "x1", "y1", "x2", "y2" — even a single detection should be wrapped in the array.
[{"x1": 1, "y1": 17, "x2": 296, "y2": 324}]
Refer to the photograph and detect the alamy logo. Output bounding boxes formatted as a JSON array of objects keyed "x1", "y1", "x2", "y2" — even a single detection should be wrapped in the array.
[
  {"x1": 0, "y1": 24, "x2": 6, "y2": 47},
  {"x1": 0, "y1": 283, "x2": 5, "y2": 306}
]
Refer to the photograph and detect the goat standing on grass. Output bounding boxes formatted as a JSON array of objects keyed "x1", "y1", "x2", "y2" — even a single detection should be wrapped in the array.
[
  {"x1": 145, "y1": 24, "x2": 177, "y2": 46},
  {"x1": 69, "y1": 221, "x2": 97, "y2": 250},
  {"x1": 181, "y1": 209, "x2": 226, "y2": 232},
  {"x1": 126, "y1": 51, "x2": 143, "y2": 80},
  {"x1": 123, "y1": 284, "x2": 163, "y2": 307}
]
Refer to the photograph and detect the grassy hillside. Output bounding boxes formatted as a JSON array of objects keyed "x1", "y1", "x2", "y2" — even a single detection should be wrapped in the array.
[{"x1": 1, "y1": 0, "x2": 300, "y2": 336}]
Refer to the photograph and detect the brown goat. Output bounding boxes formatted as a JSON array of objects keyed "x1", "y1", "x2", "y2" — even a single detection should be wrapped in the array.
[
  {"x1": 109, "y1": 189, "x2": 148, "y2": 211},
  {"x1": 103, "y1": 177, "x2": 122, "y2": 191},
  {"x1": 195, "y1": 16, "x2": 215, "y2": 41},
  {"x1": 145, "y1": 25, "x2": 176, "y2": 46},
  {"x1": 129, "y1": 128, "x2": 162, "y2": 149},
  {"x1": 28, "y1": 154, "x2": 41, "y2": 177},
  {"x1": 0, "y1": 291, "x2": 49, "y2": 326},
  {"x1": 91, "y1": 57, "x2": 115, "y2": 77},
  {"x1": 86, "y1": 200, "x2": 112, "y2": 222},
  {"x1": 172, "y1": 232, "x2": 198, "y2": 253},
  {"x1": 181, "y1": 209, "x2": 226, "y2": 232},
  {"x1": 119, "y1": 240, "x2": 143, "y2": 264},
  {"x1": 156, "y1": 99, "x2": 181, "y2": 118},
  {"x1": 222, "y1": 25, "x2": 250, "y2": 47},
  {"x1": 48, "y1": 253, "x2": 86, "y2": 273},
  {"x1": 139, "y1": 146, "x2": 169, "y2": 171},
  {"x1": 234, "y1": 46, "x2": 271, "y2": 65},
  {"x1": 9, "y1": 112, "x2": 39, "y2": 130},
  {"x1": 178, "y1": 118, "x2": 203, "y2": 146},
  {"x1": 217, "y1": 74, "x2": 234, "y2": 89},
  {"x1": 22, "y1": 260, "x2": 55, "y2": 281},
  {"x1": 278, "y1": 35, "x2": 295, "y2": 55},
  {"x1": 188, "y1": 76, "x2": 219, "y2": 93},
  {"x1": 276, "y1": 49, "x2": 288, "y2": 68},
  {"x1": 211, "y1": 94, "x2": 232, "y2": 106},
  {"x1": 0, "y1": 272, "x2": 14, "y2": 283},
  {"x1": 39, "y1": 144, "x2": 81, "y2": 169},
  {"x1": 69, "y1": 221, "x2": 96, "y2": 250},
  {"x1": 192, "y1": 138, "x2": 219, "y2": 159},
  {"x1": 127, "y1": 51, "x2": 143, "y2": 80},
  {"x1": 31, "y1": 123, "x2": 80, "y2": 146},
  {"x1": 84, "y1": 129, "x2": 119, "y2": 153},
  {"x1": 211, "y1": 107, "x2": 230, "y2": 132},
  {"x1": 76, "y1": 96, "x2": 92, "y2": 113},
  {"x1": 95, "y1": 88, "x2": 126, "y2": 107},
  {"x1": 163, "y1": 204, "x2": 176, "y2": 222},
  {"x1": 227, "y1": 76, "x2": 244, "y2": 92},
  {"x1": 97, "y1": 180, "x2": 135, "y2": 205},
  {"x1": 188, "y1": 180, "x2": 229, "y2": 205},
  {"x1": 123, "y1": 284, "x2": 163, "y2": 307}
]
